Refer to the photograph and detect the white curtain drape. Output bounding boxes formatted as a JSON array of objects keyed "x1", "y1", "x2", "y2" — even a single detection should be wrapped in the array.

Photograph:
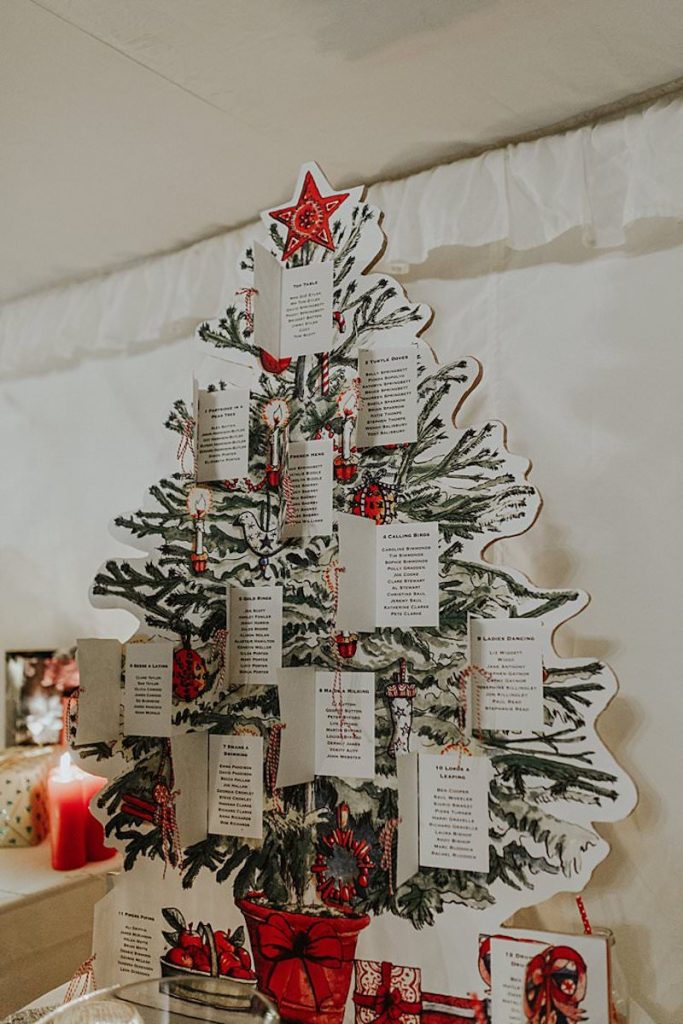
[
  {"x1": 2, "y1": 96, "x2": 682, "y2": 380},
  {"x1": 2, "y1": 96, "x2": 682, "y2": 1022}
]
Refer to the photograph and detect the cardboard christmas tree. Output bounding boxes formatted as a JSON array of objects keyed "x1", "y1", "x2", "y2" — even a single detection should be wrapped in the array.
[{"x1": 73, "y1": 164, "x2": 635, "y2": 1024}]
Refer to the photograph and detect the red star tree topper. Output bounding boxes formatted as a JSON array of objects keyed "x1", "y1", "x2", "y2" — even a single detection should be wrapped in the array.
[{"x1": 268, "y1": 166, "x2": 350, "y2": 261}]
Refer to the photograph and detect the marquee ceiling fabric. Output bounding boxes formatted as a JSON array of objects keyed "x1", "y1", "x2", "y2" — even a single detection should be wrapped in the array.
[
  {"x1": 1, "y1": 94, "x2": 682, "y2": 380},
  {"x1": 2, "y1": 0, "x2": 683, "y2": 304}
]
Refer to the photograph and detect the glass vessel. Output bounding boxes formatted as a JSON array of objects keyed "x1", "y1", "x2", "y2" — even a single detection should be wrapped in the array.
[{"x1": 36, "y1": 976, "x2": 278, "y2": 1024}]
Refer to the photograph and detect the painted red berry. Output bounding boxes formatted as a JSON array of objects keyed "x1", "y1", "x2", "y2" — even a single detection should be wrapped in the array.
[{"x1": 173, "y1": 646, "x2": 208, "y2": 702}]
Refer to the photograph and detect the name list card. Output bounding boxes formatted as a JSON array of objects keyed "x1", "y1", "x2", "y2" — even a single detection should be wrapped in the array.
[
  {"x1": 208, "y1": 734, "x2": 263, "y2": 839},
  {"x1": 489, "y1": 929, "x2": 611, "y2": 1024},
  {"x1": 357, "y1": 346, "x2": 418, "y2": 447},
  {"x1": 254, "y1": 242, "x2": 333, "y2": 359},
  {"x1": 76, "y1": 638, "x2": 122, "y2": 744},
  {"x1": 315, "y1": 671, "x2": 375, "y2": 779},
  {"x1": 377, "y1": 523, "x2": 440, "y2": 627},
  {"x1": 282, "y1": 438, "x2": 333, "y2": 538},
  {"x1": 469, "y1": 617, "x2": 544, "y2": 731},
  {"x1": 490, "y1": 937, "x2": 548, "y2": 1024},
  {"x1": 196, "y1": 387, "x2": 250, "y2": 482},
  {"x1": 337, "y1": 514, "x2": 440, "y2": 631},
  {"x1": 276, "y1": 668, "x2": 316, "y2": 788},
  {"x1": 123, "y1": 642, "x2": 173, "y2": 737},
  {"x1": 228, "y1": 586, "x2": 283, "y2": 682},
  {"x1": 418, "y1": 753, "x2": 490, "y2": 872}
]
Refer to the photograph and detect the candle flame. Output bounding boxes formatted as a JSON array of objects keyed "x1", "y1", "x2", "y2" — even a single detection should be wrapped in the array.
[
  {"x1": 187, "y1": 486, "x2": 212, "y2": 518},
  {"x1": 337, "y1": 387, "x2": 358, "y2": 417},
  {"x1": 262, "y1": 398, "x2": 290, "y2": 430},
  {"x1": 55, "y1": 750, "x2": 79, "y2": 781}
]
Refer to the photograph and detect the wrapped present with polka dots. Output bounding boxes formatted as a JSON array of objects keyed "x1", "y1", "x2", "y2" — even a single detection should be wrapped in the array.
[{"x1": 0, "y1": 745, "x2": 57, "y2": 847}]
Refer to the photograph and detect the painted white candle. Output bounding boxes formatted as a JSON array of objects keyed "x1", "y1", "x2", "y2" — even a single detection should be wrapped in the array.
[
  {"x1": 194, "y1": 516, "x2": 205, "y2": 556},
  {"x1": 342, "y1": 415, "x2": 354, "y2": 460},
  {"x1": 271, "y1": 424, "x2": 281, "y2": 470}
]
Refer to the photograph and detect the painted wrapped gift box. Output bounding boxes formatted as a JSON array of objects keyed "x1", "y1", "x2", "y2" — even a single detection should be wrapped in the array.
[
  {"x1": 0, "y1": 745, "x2": 56, "y2": 847},
  {"x1": 353, "y1": 959, "x2": 422, "y2": 1024},
  {"x1": 353, "y1": 958, "x2": 485, "y2": 1024}
]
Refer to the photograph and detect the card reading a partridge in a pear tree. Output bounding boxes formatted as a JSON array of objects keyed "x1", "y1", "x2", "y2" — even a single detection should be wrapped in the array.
[
  {"x1": 253, "y1": 242, "x2": 333, "y2": 359},
  {"x1": 195, "y1": 386, "x2": 250, "y2": 482},
  {"x1": 357, "y1": 345, "x2": 418, "y2": 447}
]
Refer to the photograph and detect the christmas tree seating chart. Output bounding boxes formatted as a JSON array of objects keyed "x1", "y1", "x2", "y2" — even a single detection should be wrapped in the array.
[{"x1": 72, "y1": 162, "x2": 636, "y2": 1024}]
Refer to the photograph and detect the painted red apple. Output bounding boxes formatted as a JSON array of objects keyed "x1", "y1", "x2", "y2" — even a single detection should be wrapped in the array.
[{"x1": 167, "y1": 947, "x2": 194, "y2": 969}]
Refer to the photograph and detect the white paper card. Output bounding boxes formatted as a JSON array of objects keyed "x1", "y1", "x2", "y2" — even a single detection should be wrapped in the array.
[
  {"x1": 76, "y1": 638, "x2": 122, "y2": 744},
  {"x1": 171, "y1": 732, "x2": 209, "y2": 846},
  {"x1": 469, "y1": 617, "x2": 544, "y2": 730},
  {"x1": 315, "y1": 671, "x2": 375, "y2": 779},
  {"x1": 489, "y1": 929, "x2": 611, "y2": 1024},
  {"x1": 92, "y1": 882, "x2": 165, "y2": 987},
  {"x1": 337, "y1": 514, "x2": 440, "y2": 630},
  {"x1": 490, "y1": 936, "x2": 548, "y2": 1024},
  {"x1": 276, "y1": 668, "x2": 316, "y2": 788},
  {"x1": 336, "y1": 513, "x2": 377, "y2": 632},
  {"x1": 377, "y1": 522, "x2": 440, "y2": 627},
  {"x1": 208, "y1": 734, "x2": 263, "y2": 838},
  {"x1": 396, "y1": 752, "x2": 419, "y2": 887},
  {"x1": 228, "y1": 586, "x2": 283, "y2": 682},
  {"x1": 282, "y1": 438, "x2": 333, "y2": 538},
  {"x1": 123, "y1": 642, "x2": 173, "y2": 737},
  {"x1": 196, "y1": 387, "x2": 250, "y2": 481},
  {"x1": 357, "y1": 346, "x2": 418, "y2": 446},
  {"x1": 254, "y1": 242, "x2": 333, "y2": 359},
  {"x1": 418, "y1": 753, "x2": 490, "y2": 871}
]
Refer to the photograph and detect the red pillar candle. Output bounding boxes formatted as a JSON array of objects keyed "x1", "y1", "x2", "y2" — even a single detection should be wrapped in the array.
[
  {"x1": 47, "y1": 752, "x2": 87, "y2": 871},
  {"x1": 81, "y1": 771, "x2": 116, "y2": 862}
]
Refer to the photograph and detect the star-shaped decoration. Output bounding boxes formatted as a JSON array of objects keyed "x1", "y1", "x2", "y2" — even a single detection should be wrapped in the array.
[{"x1": 268, "y1": 170, "x2": 350, "y2": 261}]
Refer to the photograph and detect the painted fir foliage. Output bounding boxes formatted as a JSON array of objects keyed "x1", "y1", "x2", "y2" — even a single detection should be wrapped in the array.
[{"x1": 79, "y1": 165, "x2": 632, "y2": 929}]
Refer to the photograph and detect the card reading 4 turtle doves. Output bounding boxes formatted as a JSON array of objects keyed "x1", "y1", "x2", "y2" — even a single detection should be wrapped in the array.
[
  {"x1": 357, "y1": 345, "x2": 418, "y2": 447},
  {"x1": 253, "y1": 242, "x2": 333, "y2": 359}
]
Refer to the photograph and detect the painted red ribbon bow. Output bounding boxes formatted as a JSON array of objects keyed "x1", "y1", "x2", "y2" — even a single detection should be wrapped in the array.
[
  {"x1": 524, "y1": 945, "x2": 587, "y2": 1024},
  {"x1": 354, "y1": 961, "x2": 423, "y2": 1022},
  {"x1": 259, "y1": 912, "x2": 343, "y2": 1011}
]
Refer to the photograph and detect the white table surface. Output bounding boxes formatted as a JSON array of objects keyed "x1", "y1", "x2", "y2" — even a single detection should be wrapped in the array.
[{"x1": 0, "y1": 842, "x2": 120, "y2": 1018}]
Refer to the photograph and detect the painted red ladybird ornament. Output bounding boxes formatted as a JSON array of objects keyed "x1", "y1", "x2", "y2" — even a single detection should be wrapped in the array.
[
  {"x1": 351, "y1": 477, "x2": 396, "y2": 525},
  {"x1": 173, "y1": 641, "x2": 208, "y2": 702}
]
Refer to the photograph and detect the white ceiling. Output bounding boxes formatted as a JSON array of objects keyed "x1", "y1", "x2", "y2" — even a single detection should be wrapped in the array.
[{"x1": 2, "y1": 0, "x2": 682, "y2": 304}]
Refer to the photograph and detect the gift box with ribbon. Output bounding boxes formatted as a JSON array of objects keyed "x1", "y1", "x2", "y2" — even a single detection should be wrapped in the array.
[
  {"x1": 0, "y1": 745, "x2": 56, "y2": 847},
  {"x1": 353, "y1": 958, "x2": 422, "y2": 1024}
]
